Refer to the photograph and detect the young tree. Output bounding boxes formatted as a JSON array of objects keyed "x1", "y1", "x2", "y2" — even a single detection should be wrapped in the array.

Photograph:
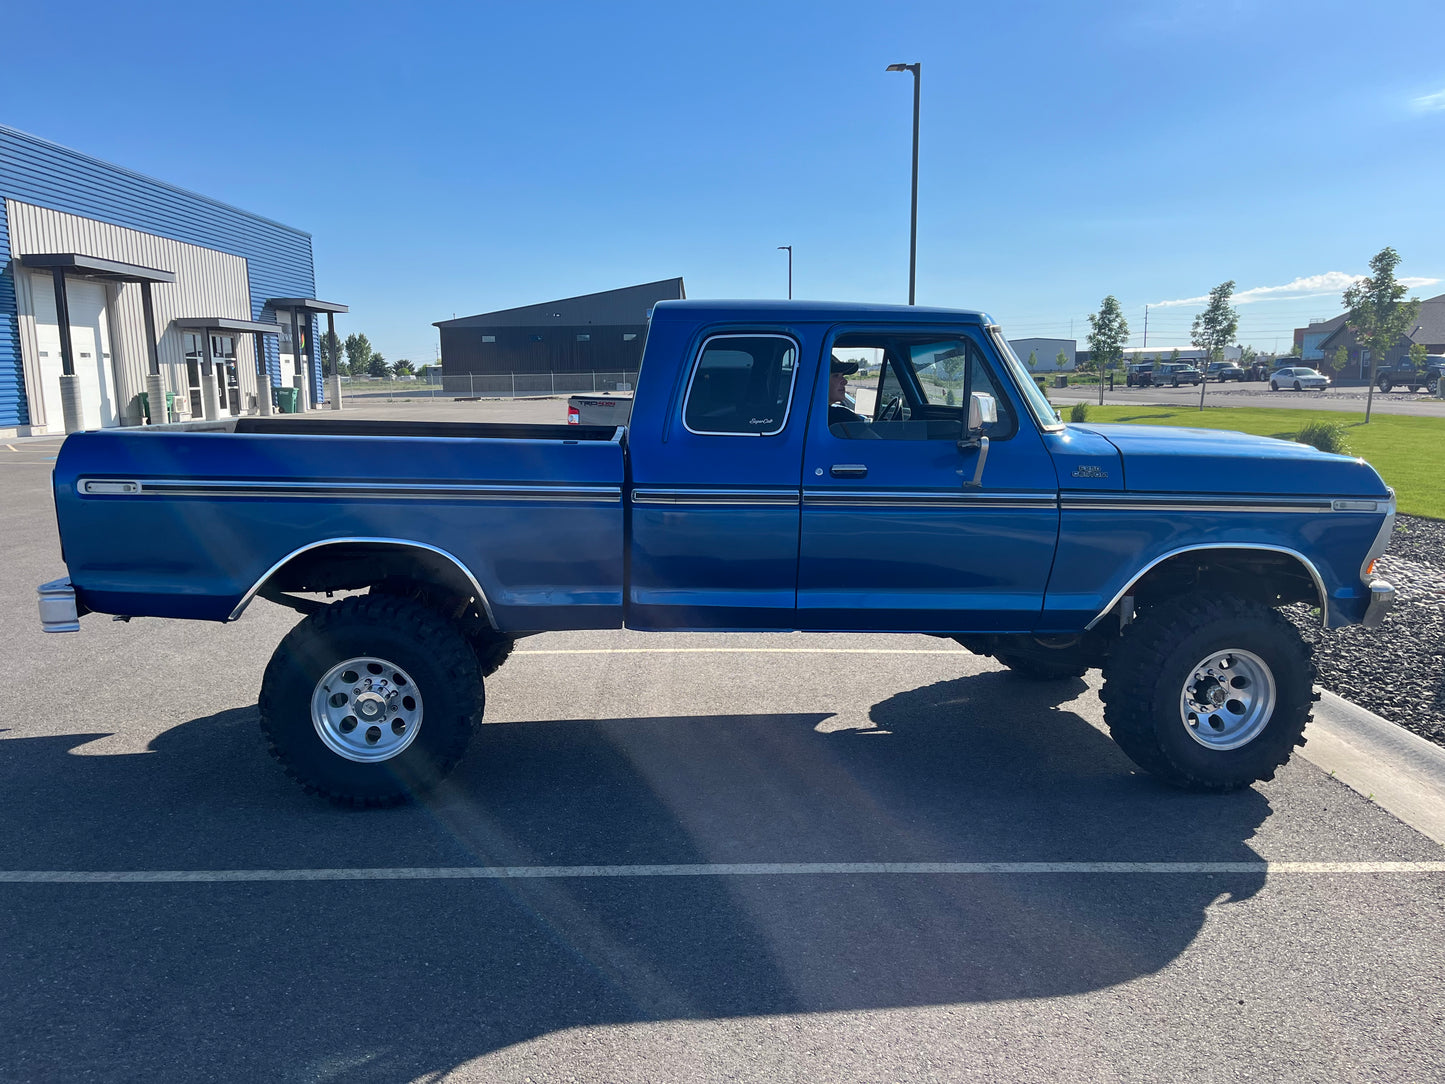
[
  {"x1": 1086, "y1": 296, "x2": 1129, "y2": 405},
  {"x1": 1289, "y1": 342, "x2": 1303, "y2": 358},
  {"x1": 1343, "y1": 247, "x2": 1421, "y2": 422},
  {"x1": 344, "y1": 333, "x2": 373, "y2": 377},
  {"x1": 393, "y1": 358, "x2": 415, "y2": 377},
  {"x1": 1055, "y1": 349, "x2": 1069, "y2": 370},
  {"x1": 1408, "y1": 342, "x2": 1428, "y2": 369},
  {"x1": 1191, "y1": 281, "x2": 1240, "y2": 408},
  {"x1": 1026, "y1": 349, "x2": 1038, "y2": 371},
  {"x1": 1169, "y1": 347, "x2": 1181, "y2": 362},
  {"x1": 368, "y1": 352, "x2": 390, "y2": 379},
  {"x1": 1239, "y1": 346, "x2": 1258, "y2": 370},
  {"x1": 1326, "y1": 345, "x2": 1349, "y2": 377}
]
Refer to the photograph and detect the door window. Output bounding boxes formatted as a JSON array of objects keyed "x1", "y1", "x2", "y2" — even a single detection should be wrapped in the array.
[
  {"x1": 683, "y1": 334, "x2": 799, "y2": 436},
  {"x1": 829, "y1": 332, "x2": 1016, "y2": 440},
  {"x1": 184, "y1": 332, "x2": 204, "y2": 417}
]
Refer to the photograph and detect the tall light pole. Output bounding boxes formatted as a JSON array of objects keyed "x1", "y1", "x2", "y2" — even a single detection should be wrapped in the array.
[
  {"x1": 777, "y1": 245, "x2": 792, "y2": 299},
  {"x1": 886, "y1": 62, "x2": 921, "y2": 305}
]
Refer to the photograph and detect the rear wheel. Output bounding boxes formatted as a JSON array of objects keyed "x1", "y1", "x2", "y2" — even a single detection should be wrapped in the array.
[
  {"x1": 1099, "y1": 594, "x2": 1315, "y2": 790},
  {"x1": 260, "y1": 594, "x2": 483, "y2": 806},
  {"x1": 370, "y1": 579, "x2": 515, "y2": 677},
  {"x1": 1293, "y1": 380, "x2": 1302, "y2": 392}
]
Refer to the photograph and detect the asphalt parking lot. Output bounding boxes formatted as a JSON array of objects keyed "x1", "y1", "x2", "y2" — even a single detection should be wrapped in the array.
[{"x1": 4, "y1": 415, "x2": 1444, "y2": 1083}]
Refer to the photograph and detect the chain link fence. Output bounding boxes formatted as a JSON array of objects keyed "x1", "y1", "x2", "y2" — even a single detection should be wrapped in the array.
[{"x1": 439, "y1": 371, "x2": 639, "y2": 398}]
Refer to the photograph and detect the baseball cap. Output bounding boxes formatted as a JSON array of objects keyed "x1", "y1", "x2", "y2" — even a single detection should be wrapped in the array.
[{"x1": 830, "y1": 358, "x2": 859, "y2": 375}]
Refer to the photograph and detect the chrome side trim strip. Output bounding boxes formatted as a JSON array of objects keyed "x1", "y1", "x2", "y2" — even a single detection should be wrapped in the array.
[
  {"x1": 1062, "y1": 494, "x2": 1336, "y2": 514},
  {"x1": 228, "y1": 537, "x2": 497, "y2": 626},
  {"x1": 804, "y1": 490, "x2": 1058, "y2": 509},
  {"x1": 632, "y1": 488, "x2": 801, "y2": 506},
  {"x1": 80, "y1": 478, "x2": 621, "y2": 503},
  {"x1": 1084, "y1": 544, "x2": 1330, "y2": 631}
]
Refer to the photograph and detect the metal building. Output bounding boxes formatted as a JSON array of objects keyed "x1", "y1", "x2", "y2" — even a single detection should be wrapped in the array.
[
  {"x1": 435, "y1": 278, "x2": 685, "y2": 377},
  {"x1": 0, "y1": 124, "x2": 344, "y2": 436}
]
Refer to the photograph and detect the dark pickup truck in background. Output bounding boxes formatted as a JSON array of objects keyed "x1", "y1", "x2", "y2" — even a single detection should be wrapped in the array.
[
  {"x1": 1376, "y1": 355, "x2": 1445, "y2": 393},
  {"x1": 39, "y1": 299, "x2": 1397, "y2": 806}
]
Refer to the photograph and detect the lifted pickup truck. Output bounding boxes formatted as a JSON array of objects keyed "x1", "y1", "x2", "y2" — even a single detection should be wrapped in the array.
[{"x1": 39, "y1": 300, "x2": 1397, "y2": 805}]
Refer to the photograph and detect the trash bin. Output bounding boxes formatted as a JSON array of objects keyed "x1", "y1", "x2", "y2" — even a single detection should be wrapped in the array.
[
  {"x1": 1053, "y1": 375, "x2": 1069, "y2": 388},
  {"x1": 138, "y1": 390, "x2": 176, "y2": 424},
  {"x1": 273, "y1": 386, "x2": 300, "y2": 413}
]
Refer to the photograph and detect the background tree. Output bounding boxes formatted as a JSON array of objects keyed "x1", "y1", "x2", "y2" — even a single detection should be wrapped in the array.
[
  {"x1": 320, "y1": 329, "x2": 344, "y2": 377},
  {"x1": 1169, "y1": 347, "x2": 1181, "y2": 362},
  {"x1": 368, "y1": 352, "x2": 390, "y2": 379},
  {"x1": 1055, "y1": 349, "x2": 1069, "y2": 370},
  {"x1": 1239, "y1": 346, "x2": 1257, "y2": 370},
  {"x1": 1191, "y1": 281, "x2": 1239, "y2": 408},
  {"x1": 393, "y1": 358, "x2": 416, "y2": 377},
  {"x1": 344, "y1": 333, "x2": 373, "y2": 377},
  {"x1": 1326, "y1": 345, "x2": 1349, "y2": 377},
  {"x1": 1026, "y1": 349, "x2": 1038, "y2": 371},
  {"x1": 1408, "y1": 342, "x2": 1428, "y2": 369},
  {"x1": 1343, "y1": 247, "x2": 1421, "y2": 422},
  {"x1": 1289, "y1": 342, "x2": 1303, "y2": 357},
  {"x1": 1086, "y1": 296, "x2": 1129, "y2": 405}
]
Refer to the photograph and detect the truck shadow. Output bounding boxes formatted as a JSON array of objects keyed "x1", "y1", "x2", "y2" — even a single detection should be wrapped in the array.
[{"x1": 0, "y1": 673, "x2": 1272, "y2": 1081}]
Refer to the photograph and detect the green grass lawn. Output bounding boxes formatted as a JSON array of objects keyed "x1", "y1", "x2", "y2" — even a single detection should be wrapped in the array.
[{"x1": 1067, "y1": 405, "x2": 1445, "y2": 519}]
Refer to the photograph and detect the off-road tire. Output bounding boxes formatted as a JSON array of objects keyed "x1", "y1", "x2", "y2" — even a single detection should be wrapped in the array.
[
  {"x1": 260, "y1": 594, "x2": 483, "y2": 806},
  {"x1": 995, "y1": 653, "x2": 1090, "y2": 681},
  {"x1": 1099, "y1": 594, "x2": 1315, "y2": 791},
  {"x1": 370, "y1": 580, "x2": 514, "y2": 677},
  {"x1": 1378, "y1": 379, "x2": 1393, "y2": 393}
]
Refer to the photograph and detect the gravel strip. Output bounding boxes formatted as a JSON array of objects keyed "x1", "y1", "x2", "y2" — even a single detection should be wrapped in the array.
[{"x1": 1288, "y1": 514, "x2": 1445, "y2": 747}]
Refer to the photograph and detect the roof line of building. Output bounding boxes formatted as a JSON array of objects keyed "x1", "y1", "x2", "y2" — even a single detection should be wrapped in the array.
[{"x1": 0, "y1": 122, "x2": 312, "y2": 240}]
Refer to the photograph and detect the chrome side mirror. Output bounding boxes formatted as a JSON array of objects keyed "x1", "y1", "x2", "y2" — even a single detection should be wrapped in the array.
[{"x1": 968, "y1": 392, "x2": 998, "y2": 433}]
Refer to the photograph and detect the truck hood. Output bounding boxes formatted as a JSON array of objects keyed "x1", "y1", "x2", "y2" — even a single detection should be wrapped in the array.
[{"x1": 1074, "y1": 423, "x2": 1390, "y2": 498}]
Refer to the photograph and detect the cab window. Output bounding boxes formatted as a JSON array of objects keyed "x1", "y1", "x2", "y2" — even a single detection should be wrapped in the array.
[{"x1": 683, "y1": 334, "x2": 798, "y2": 436}]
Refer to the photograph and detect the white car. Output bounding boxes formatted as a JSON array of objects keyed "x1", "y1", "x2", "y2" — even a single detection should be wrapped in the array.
[{"x1": 1270, "y1": 367, "x2": 1330, "y2": 392}]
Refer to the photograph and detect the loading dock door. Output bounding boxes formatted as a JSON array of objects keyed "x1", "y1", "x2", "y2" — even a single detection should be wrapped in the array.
[{"x1": 30, "y1": 274, "x2": 120, "y2": 430}]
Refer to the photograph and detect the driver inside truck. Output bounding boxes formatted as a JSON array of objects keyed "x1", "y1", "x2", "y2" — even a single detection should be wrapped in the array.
[{"x1": 828, "y1": 358, "x2": 867, "y2": 426}]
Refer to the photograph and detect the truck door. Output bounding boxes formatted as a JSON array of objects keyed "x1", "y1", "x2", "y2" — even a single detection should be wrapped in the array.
[
  {"x1": 627, "y1": 330, "x2": 809, "y2": 630},
  {"x1": 798, "y1": 327, "x2": 1059, "y2": 632}
]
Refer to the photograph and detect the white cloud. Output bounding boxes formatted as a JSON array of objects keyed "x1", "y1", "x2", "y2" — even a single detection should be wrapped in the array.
[
  {"x1": 1412, "y1": 88, "x2": 1445, "y2": 113},
  {"x1": 1153, "y1": 272, "x2": 1441, "y2": 308}
]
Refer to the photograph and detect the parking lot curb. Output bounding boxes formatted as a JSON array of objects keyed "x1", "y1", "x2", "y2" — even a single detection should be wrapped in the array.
[{"x1": 1301, "y1": 690, "x2": 1445, "y2": 847}]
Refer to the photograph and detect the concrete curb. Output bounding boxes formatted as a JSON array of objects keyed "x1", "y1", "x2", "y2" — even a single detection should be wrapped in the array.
[{"x1": 1301, "y1": 690, "x2": 1445, "y2": 847}]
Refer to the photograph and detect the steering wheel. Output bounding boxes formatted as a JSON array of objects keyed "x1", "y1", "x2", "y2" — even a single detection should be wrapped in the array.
[{"x1": 878, "y1": 396, "x2": 903, "y2": 423}]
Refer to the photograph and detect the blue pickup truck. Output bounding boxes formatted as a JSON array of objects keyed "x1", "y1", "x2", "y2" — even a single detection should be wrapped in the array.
[{"x1": 39, "y1": 300, "x2": 1397, "y2": 805}]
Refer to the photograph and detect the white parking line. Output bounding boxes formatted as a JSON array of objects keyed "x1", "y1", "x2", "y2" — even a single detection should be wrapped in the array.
[
  {"x1": 516, "y1": 648, "x2": 969, "y2": 656},
  {"x1": 2, "y1": 861, "x2": 1443, "y2": 884}
]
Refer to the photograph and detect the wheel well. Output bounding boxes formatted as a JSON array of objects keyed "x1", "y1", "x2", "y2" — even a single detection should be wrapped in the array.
[
  {"x1": 1124, "y1": 549, "x2": 1322, "y2": 616},
  {"x1": 238, "y1": 541, "x2": 494, "y2": 627}
]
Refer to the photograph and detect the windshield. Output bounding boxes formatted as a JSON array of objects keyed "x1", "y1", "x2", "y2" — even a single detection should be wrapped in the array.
[{"x1": 990, "y1": 327, "x2": 1061, "y2": 430}]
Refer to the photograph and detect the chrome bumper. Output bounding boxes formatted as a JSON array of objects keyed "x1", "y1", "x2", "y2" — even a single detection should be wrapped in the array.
[
  {"x1": 1361, "y1": 579, "x2": 1395, "y2": 629},
  {"x1": 37, "y1": 578, "x2": 81, "y2": 633}
]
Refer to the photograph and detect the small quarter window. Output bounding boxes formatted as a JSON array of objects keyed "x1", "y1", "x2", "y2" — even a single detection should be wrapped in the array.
[
  {"x1": 576, "y1": 333, "x2": 590, "y2": 342},
  {"x1": 683, "y1": 334, "x2": 798, "y2": 436},
  {"x1": 481, "y1": 335, "x2": 496, "y2": 343}
]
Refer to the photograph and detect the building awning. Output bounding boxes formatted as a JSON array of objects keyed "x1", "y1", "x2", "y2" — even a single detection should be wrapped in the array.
[
  {"x1": 174, "y1": 317, "x2": 286, "y2": 335},
  {"x1": 266, "y1": 298, "x2": 349, "y2": 314},
  {"x1": 19, "y1": 252, "x2": 176, "y2": 284}
]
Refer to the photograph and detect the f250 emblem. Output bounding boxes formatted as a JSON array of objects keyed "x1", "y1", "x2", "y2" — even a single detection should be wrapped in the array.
[{"x1": 1072, "y1": 465, "x2": 1109, "y2": 479}]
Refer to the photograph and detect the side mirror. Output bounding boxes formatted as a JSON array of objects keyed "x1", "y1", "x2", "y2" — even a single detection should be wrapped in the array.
[{"x1": 968, "y1": 392, "x2": 998, "y2": 433}]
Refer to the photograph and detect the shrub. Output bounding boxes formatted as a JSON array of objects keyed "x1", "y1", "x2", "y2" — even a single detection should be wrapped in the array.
[
  {"x1": 1296, "y1": 418, "x2": 1351, "y2": 455},
  {"x1": 1069, "y1": 402, "x2": 1090, "y2": 423}
]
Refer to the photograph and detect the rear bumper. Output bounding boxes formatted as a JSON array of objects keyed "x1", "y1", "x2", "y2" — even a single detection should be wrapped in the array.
[{"x1": 37, "y1": 578, "x2": 81, "y2": 633}]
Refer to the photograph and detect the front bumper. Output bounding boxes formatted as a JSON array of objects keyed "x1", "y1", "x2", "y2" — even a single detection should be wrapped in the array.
[
  {"x1": 1361, "y1": 579, "x2": 1396, "y2": 629},
  {"x1": 37, "y1": 578, "x2": 81, "y2": 633}
]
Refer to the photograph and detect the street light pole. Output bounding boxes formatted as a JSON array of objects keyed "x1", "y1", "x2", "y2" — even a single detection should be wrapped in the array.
[
  {"x1": 887, "y1": 62, "x2": 921, "y2": 305},
  {"x1": 777, "y1": 245, "x2": 792, "y2": 299}
]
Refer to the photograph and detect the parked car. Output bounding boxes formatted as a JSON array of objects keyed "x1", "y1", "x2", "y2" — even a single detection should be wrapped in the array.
[
  {"x1": 1125, "y1": 362, "x2": 1154, "y2": 387},
  {"x1": 1205, "y1": 362, "x2": 1245, "y2": 382},
  {"x1": 38, "y1": 299, "x2": 1396, "y2": 803},
  {"x1": 1155, "y1": 362, "x2": 1202, "y2": 386},
  {"x1": 1270, "y1": 367, "x2": 1331, "y2": 392},
  {"x1": 1375, "y1": 355, "x2": 1445, "y2": 393}
]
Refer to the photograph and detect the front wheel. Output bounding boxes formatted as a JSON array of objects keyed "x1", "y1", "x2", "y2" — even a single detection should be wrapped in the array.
[
  {"x1": 1099, "y1": 594, "x2": 1315, "y2": 790},
  {"x1": 1378, "y1": 380, "x2": 1393, "y2": 393},
  {"x1": 1294, "y1": 381, "x2": 1302, "y2": 392},
  {"x1": 1270, "y1": 381, "x2": 1279, "y2": 391},
  {"x1": 260, "y1": 594, "x2": 484, "y2": 805}
]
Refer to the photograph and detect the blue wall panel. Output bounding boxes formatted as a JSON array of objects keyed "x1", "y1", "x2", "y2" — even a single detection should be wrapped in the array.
[
  {"x1": 0, "y1": 199, "x2": 26, "y2": 427},
  {"x1": 0, "y1": 124, "x2": 318, "y2": 427}
]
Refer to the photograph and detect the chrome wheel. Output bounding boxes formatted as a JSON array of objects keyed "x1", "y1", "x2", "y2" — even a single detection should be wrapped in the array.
[
  {"x1": 311, "y1": 656, "x2": 423, "y2": 763},
  {"x1": 1180, "y1": 649, "x2": 1275, "y2": 751}
]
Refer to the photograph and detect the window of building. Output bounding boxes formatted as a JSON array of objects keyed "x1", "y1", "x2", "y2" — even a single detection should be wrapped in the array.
[
  {"x1": 576, "y1": 333, "x2": 590, "y2": 342},
  {"x1": 530, "y1": 334, "x2": 544, "y2": 342},
  {"x1": 623, "y1": 333, "x2": 638, "y2": 342},
  {"x1": 481, "y1": 335, "x2": 496, "y2": 343},
  {"x1": 683, "y1": 334, "x2": 798, "y2": 437},
  {"x1": 184, "y1": 333, "x2": 204, "y2": 418}
]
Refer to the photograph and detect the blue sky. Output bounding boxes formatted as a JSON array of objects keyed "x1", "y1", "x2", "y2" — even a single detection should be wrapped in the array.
[{"x1": 7, "y1": 0, "x2": 1444, "y2": 361}]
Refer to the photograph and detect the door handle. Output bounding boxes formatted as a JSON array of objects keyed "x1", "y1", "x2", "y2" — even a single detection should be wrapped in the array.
[{"x1": 830, "y1": 464, "x2": 867, "y2": 478}]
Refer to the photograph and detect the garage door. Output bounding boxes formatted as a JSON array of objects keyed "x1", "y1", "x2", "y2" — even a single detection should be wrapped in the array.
[{"x1": 30, "y1": 274, "x2": 120, "y2": 430}]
